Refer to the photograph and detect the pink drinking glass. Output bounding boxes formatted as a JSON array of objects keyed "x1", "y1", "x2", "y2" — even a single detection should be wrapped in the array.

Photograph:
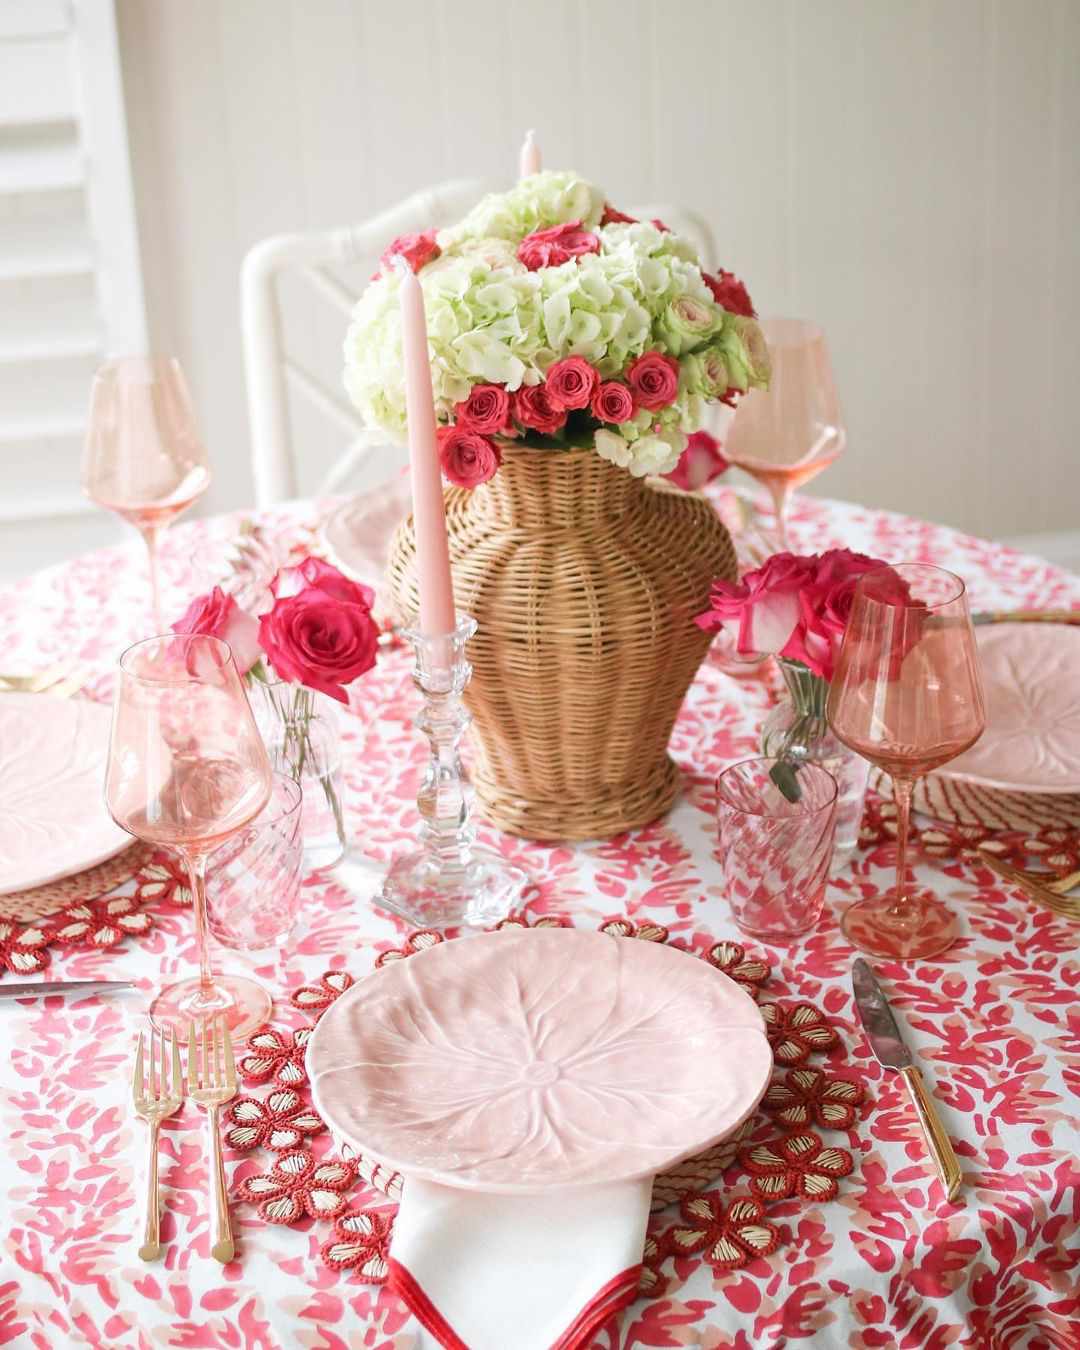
[
  {"x1": 716, "y1": 757, "x2": 838, "y2": 941},
  {"x1": 206, "y1": 773, "x2": 303, "y2": 953},
  {"x1": 82, "y1": 357, "x2": 211, "y2": 634},
  {"x1": 826, "y1": 564, "x2": 986, "y2": 959},
  {"x1": 105, "y1": 634, "x2": 273, "y2": 1034},
  {"x1": 723, "y1": 319, "x2": 845, "y2": 549}
]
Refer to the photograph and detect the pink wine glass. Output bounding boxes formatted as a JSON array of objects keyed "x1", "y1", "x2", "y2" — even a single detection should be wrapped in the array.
[
  {"x1": 106, "y1": 634, "x2": 273, "y2": 1034},
  {"x1": 716, "y1": 757, "x2": 838, "y2": 940},
  {"x1": 82, "y1": 357, "x2": 211, "y2": 634},
  {"x1": 827, "y1": 565, "x2": 986, "y2": 959},
  {"x1": 723, "y1": 319, "x2": 845, "y2": 549}
]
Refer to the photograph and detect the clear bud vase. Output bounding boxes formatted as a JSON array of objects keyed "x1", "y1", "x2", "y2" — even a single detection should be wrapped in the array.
[
  {"x1": 253, "y1": 677, "x2": 347, "y2": 872},
  {"x1": 761, "y1": 657, "x2": 870, "y2": 867},
  {"x1": 376, "y1": 614, "x2": 527, "y2": 929}
]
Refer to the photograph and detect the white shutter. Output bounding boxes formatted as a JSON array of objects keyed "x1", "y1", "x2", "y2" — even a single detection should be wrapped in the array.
[{"x1": 0, "y1": 0, "x2": 146, "y2": 576}]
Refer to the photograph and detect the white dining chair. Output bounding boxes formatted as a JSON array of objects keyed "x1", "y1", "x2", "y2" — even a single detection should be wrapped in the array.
[{"x1": 240, "y1": 185, "x2": 719, "y2": 506}]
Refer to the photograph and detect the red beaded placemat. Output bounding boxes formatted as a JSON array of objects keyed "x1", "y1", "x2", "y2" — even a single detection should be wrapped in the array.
[{"x1": 229, "y1": 915, "x2": 866, "y2": 1299}]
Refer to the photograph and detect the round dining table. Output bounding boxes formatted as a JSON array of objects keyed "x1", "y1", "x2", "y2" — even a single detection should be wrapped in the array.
[{"x1": 1, "y1": 491, "x2": 1078, "y2": 1350}]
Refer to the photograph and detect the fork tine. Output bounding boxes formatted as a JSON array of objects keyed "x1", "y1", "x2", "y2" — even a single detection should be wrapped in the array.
[
  {"x1": 200, "y1": 1018, "x2": 210, "y2": 1089},
  {"x1": 214, "y1": 1017, "x2": 224, "y2": 1089},
  {"x1": 221, "y1": 1018, "x2": 235, "y2": 1090},
  {"x1": 158, "y1": 1027, "x2": 168, "y2": 1100},
  {"x1": 171, "y1": 1026, "x2": 182, "y2": 1096},
  {"x1": 132, "y1": 1029, "x2": 145, "y2": 1105},
  {"x1": 149, "y1": 1025, "x2": 158, "y2": 1101},
  {"x1": 187, "y1": 1021, "x2": 198, "y2": 1090}
]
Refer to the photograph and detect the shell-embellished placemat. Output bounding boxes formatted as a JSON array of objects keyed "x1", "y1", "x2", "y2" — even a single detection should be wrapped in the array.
[
  {"x1": 0, "y1": 844, "x2": 150, "y2": 923},
  {"x1": 230, "y1": 915, "x2": 866, "y2": 1297},
  {"x1": 870, "y1": 767, "x2": 1080, "y2": 833}
]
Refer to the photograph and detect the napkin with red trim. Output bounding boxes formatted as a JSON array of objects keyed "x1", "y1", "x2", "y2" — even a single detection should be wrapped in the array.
[{"x1": 387, "y1": 1176, "x2": 652, "y2": 1350}]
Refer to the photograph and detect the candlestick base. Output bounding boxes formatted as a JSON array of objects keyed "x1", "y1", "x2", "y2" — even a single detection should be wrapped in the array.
[
  {"x1": 376, "y1": 845, "x2": 527, "y2": 930},
  {"x1": 375, "y1": 614, "x2": 528, "y2": 931}
]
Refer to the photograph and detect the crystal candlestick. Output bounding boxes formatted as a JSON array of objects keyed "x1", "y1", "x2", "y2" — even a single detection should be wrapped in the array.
[{"x1": 376, "y1": 615, "x2": 527, "y2": 929}]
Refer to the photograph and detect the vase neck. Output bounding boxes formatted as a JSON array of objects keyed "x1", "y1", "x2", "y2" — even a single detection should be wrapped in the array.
[
  {"x1": 469, "y1": 444, "x2": 646, "y2": 529},
  {"x1": 777, "y1": 658, "x2": 829, "y2": 717}
]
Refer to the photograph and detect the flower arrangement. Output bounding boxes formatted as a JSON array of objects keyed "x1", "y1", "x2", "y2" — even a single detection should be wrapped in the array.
[
  {"x1": 696, "y1": 550, "x2": 899, "y2": 803},
  {"x1": 173, "y1": 558, "x2": 380, "y2": 850},
  {"x1": 343, "y1": 172, "x2": 768, "y2": 486}
]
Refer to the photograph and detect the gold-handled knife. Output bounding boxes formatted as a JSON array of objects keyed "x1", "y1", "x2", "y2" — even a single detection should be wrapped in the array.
[{"x1": 851, "y1": 959, "x2": 963, "y2": 1204}]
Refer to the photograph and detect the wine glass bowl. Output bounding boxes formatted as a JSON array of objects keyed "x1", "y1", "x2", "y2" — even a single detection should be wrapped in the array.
[
  {"x1": 827, "y1": 564, "x2": 986, "y2": 958},
  {"x1": 82, "y1": 356, "x2": 210, "y2": 633},
  {"x1": 106, "y1": 634, "x2": 273, "y2": 1033},
  {"x1": 723, "y1": 319, "x2": 845, "y2": 549}
]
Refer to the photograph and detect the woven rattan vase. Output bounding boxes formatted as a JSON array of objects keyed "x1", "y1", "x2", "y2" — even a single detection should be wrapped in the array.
[{"x1": 387, "y1": 444, "x2": 737, "y2": 840}]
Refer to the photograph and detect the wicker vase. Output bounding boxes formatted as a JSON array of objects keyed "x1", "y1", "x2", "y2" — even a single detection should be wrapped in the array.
[{"x1": 387, "y1": 444, "x2": 737, "y2": 841}]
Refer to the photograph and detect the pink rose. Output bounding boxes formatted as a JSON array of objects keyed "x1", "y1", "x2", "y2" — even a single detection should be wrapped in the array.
[
  {"x1": 591, "y1": 381, "x2": 636, "y2": 425},
  {"x1": 600, "y1": 204, "x2": 637, "y2": 226},
  {"x1": 259, "y1": 564, "x2": 379, "y2": 703},
  {"x1": 378, "y1": 229, "x2": 440, "y2": 276},
  {"x1": 454, "y1": 383, "x2": 512, "y2": 436},
  {"x1": 436, "y1": 425, "x2": 501, "y2": 487},
  {"x1": 665, "y1": 430, "x2": 729, "y2": 491},
  {"x1": 626, "y1": 352, "x2": 680, "y2": 411},
  {"x1": 545, "y1": 357, "x2": 599, "y2": 411},
  {"x1": 172, "y1": 586, "x2": 261, "y2": 675},
  {"x1": 517, "y1": 220, "x2": 600, "y2": 271},
  {"x1": 703, "y1": 270, "x2": 756, "y2": 318},
  {"x1": 696, "y1": 553, "x2": 816, "y2": 656},
  {"x1": 512, "y1": 384, "x2": 567, "y2": 437}
]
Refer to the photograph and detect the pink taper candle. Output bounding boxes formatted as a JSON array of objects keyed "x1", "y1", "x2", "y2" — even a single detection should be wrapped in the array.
[
  {"x1": 396, "y1": 259, "x2": 456, "y2": 638},
  {"x1": 519, "y1": 128, "x2": 541, "y2": 179}
]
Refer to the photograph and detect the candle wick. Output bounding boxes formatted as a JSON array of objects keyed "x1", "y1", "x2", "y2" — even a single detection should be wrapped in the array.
[{"x1": 525, "y1": 128, "x2": 536, "y2": 145}]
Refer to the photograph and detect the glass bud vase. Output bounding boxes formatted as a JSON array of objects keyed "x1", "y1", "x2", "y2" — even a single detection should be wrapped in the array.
[
  {"x1": 252, "y1": 677, "x2": 346, "y2": 872},
  {"x1": 761, "y1": 657, "x2": 869, "y2": 867}
]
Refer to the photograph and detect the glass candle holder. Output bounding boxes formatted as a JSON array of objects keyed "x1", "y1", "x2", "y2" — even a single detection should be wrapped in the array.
[
  {"x1": 717, "y1": 756, "x2": 838, "y2": 941},
  {"x1": 376, "y1": 614, "x2": 527, "y2": 929},
  {"x1": 205, "y1": 772, "x2": 304, "y2": 953}
]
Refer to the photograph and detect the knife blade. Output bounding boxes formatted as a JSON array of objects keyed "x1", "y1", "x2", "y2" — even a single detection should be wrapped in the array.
[
  {"x1": 852, "y1": 959, "x2": 963, "y2": 1204},
  {"x1": 0, "y1": 979, "x2": 137, "y2": 1001}
]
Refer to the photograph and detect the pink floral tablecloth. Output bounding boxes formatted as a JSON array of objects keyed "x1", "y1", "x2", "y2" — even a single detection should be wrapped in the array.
[{"x1": 1, "y1": 493, "x2": 1079, "y2": 1350}]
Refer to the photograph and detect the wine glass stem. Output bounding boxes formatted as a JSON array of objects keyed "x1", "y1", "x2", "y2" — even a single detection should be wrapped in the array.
[
  {"x1": 142, "y1": 525, "x2": 164, "y2": 634},
  {"x1": 767, "y1": 482, "x2": 792, "y2": 551},
  {"x1": 180, "y1": 849, "x2": 215, "y2": 997},
  {"x1": 891, "y1": 775, "x2": 915, "y2": 915}
]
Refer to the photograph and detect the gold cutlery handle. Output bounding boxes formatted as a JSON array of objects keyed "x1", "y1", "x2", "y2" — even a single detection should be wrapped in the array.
[
  {"x1": 139, "y1": 1119, "x2": 162, "y2": 1261},
  {"x1": 901, "y1": 1065, "x2": 963, "y2": 1204},
  {"x1": 206, "y1": 1104, "x2": 235, "y2": 1263}
]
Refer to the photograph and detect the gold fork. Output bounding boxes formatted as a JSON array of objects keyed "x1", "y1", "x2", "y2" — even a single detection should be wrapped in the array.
[
  {"x1": 188, "y1": 1018, "x2": 238, "y2": 1263},
  {"x1": 131, "y1": 1024, "x2": 183, "y2": 1261},
  {"x1": 0, "y1": 662, "x2": 74, "y2": 694}
]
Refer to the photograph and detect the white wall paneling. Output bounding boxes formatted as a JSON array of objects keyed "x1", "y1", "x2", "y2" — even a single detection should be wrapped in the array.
[{"x1": 26, "y1": 0, "x2": 1075, "y2": 564}]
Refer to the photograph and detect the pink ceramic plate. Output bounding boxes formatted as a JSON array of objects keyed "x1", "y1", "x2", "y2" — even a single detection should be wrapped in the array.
[
  {"x1": 308, "y1": 927, "x2": 772, "y2": 1193},
  {"x1": 0, "y1": 694, "x2": 131, "y2": 895},
  {"x1": 321, "y1": 476, "x2": 412, "y2": 594},
  {"x1": 941, "y1": 625, "x2": 1080, "y2": 793}
]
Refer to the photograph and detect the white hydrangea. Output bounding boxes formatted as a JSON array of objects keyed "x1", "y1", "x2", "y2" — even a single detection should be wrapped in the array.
[{"x1": 343, "y1": 175, "x2": 768, "y2": 470}]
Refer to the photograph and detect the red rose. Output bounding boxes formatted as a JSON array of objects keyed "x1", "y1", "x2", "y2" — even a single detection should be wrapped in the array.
[
  {"x1": 651, "y1": 218, "x2": 671, "y2": 233},
  {"x1": 517, "y1": 220, "x2": 600, "y2": 271},
  {"x1": 591, "y1": 381, "x2": 636, "y2": 425},
  {"x1": 454, "y1": 383, "x2": 512, "y2": 436},
  {"x1": 626, "y1": 352, "x2": 680, "y2": 411},
  {"x1": 665, "y1": 430, "x2": 729, "y2": 491},
  {"x1": 378, "y1": 229, "x2": 440, "y2": 276},
  {"x1": 703, "y1": 270, "x2": 756, "y2": 318},
  {"x1": 512, "y1": 384, "x2": 567, "y2": 436},
  {"x1": 259, "y1": 563, "x2": 379, "y2": 703},
  {"x1": 696, "y1": 553, "x2": 816, "y2": 658},
  {"x1": 545, "y1": 357, "x2": 599, "y2": 411},
  {"x1": 172, "y1": 586, "x2": 260, "y2": 675},
  {"x1": 600, "y1": 204, "x2": 637, "y2": 227},
  {"x1": 436, "y1": 425, "x2": 501, "y2": 488}
]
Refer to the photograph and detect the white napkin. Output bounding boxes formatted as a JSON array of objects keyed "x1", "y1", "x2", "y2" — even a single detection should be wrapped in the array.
[{"x1": 388, "y1": 1176, "x2": 652, "y2": 1350}]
